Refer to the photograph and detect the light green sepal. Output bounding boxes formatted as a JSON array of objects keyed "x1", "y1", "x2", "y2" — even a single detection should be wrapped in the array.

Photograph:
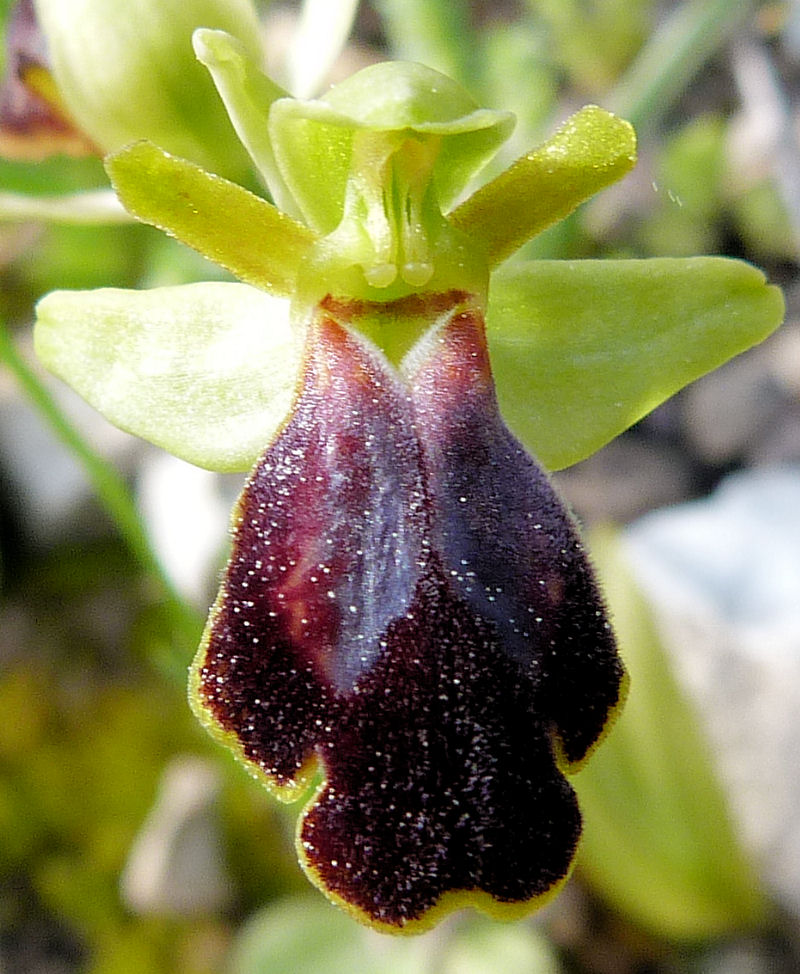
[
  {"x1": 35, "y1": 282, "x2": 301, "y2": 472},
  {"x1": 451, "y1": 106, "x2": 636, "y2": 266},
  {"x1": 106, "y1": 141, "x2": 317, "y2": 296},
  {"x1": 487, "y1": 257, "x2": 784, "y2": 470},
  {"x1": 269, "y1": 61, "x2": 515, "y2": 232}
]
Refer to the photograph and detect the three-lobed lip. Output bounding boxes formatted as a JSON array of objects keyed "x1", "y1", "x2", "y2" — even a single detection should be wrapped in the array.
[{"x1": 191, "y1": 290, "x2": 626, "y2": 931}]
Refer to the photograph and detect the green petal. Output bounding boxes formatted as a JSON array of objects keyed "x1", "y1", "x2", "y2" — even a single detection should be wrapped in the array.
[
  {"x1": 450, "y1": 106, "x2": 636, "y2": 266},
  {"x1": 106, "y1": 141, "x2": 316, "y2": 296},
  {"x1": 34, "y1": 283, "x2": 301, "y2": 472},
  {"x1": 34, "y1": 0, "x2": 263, "y2": 181},
  {"x1": 192, "y1": 29, "x2": 299, "y2": 218},
  {"x1": 270, "y1": 61, "x2": 514, "y2": 232},
  {"x1": 487, "y1": 257, "x2": 784, "y2": 471},
  {"x1": 574, "y1": 530, "x2": 769, "y2": 940}
]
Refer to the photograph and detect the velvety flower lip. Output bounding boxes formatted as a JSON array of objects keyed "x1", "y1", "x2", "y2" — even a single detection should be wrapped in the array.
[{"x1": 191, "y1": 288, "x2": 626, "y2": 932}]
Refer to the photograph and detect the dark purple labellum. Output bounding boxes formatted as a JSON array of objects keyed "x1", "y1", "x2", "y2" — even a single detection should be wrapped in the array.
[{"x1": 192, "y1": 291, "x2": 626, "y2": 931}]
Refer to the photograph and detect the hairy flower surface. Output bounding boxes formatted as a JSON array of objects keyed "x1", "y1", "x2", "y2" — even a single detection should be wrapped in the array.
[
  {"x1": 27, "y1": 14, "x2": 784, "y2": 934},
  {"x1": 192, "y1": 292, "x2": 624, "y2": 929}
]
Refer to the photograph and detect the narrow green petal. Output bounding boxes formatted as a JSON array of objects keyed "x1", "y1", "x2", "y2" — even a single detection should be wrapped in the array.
[
  {"x1": 487, "y1": 257, "x2": 784, "y2": 470},
  {"x1": 106, "y1": 141, "x2": 317, "y2": 296},
  {"x1": 450, "y1": 106, "x2": 636, "y2": 266},
  {"x1": 35, "y1": 283, "x2": 301, "y2": 472},
  {"x1": 192, "y1": 29, "x2": 300, "y2": 218}
]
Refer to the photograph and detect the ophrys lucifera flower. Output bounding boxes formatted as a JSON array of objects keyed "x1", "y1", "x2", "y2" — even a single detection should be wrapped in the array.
[{"x1": 32, "y1": 26, "x2": 783, "y2": 933}]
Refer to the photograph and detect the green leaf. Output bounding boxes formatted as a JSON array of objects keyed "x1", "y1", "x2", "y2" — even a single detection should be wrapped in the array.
[
  {"x1": 573, "y1": 529, "x2": 769, "y2": 940},
  {"x1": 230, "y1": 896, "x2": 564, "y2": 974},
  {"x1": 607, "y1": 0, "x2": 756, "y2": 134},
  {"x1": 486, "y1": 257, "x2": 784, "y2": 470},
  {"x1": 106, "y1": 141, "x2": 316, "y2": 296},
  {"x1": 438, "y1": 916, "x2": 564, "y2": 974},
  {"x1": 1, "y1": 319, "x2": 199, "y2": 665},
  {"x1": 450, "y1": 105, "x2": 636, "y2": 265},
  {"x1": 231, "y1": 897, "x2": 428, "y2": 974},
  {"x1": 34, "y1": 282, "x2": 301, "y2": 472}
]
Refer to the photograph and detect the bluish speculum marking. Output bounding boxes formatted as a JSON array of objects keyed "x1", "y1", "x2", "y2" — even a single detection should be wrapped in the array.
[{"x1": 194, "y1": 289, "x2": 625, "y2": 929}]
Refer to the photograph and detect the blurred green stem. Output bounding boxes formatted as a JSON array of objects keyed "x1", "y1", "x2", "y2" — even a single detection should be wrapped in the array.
[
  {"x1": 0, "y1": 320, "x2": 201, "y2": 678},
  {"x1": 609, "y1": 0, "x2": 755, "y2": 133}
]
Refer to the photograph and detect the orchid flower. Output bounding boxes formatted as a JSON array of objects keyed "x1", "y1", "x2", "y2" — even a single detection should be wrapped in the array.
[{"x1": 25, "y1": 11, "x2": 783, "y2": 934}]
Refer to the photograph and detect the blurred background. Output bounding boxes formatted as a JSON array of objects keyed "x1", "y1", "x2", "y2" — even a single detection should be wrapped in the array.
[{"x1": 1, "y1": 0, "x2": 800, "y2": 971}]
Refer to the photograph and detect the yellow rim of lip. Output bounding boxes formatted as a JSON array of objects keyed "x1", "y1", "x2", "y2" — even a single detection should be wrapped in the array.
[
  {"x1": 294, "y1": 775, "x2": 578, "y2": 936},
  {"x1": 188, "y1": 451, "x2": 629, "y2": 927},
  {"x1": 188, "y1": 601, "x2": 321, "y2": 804},
  {"x1": 189, "y1": 586, "x2": 629, "y2": 924}
]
